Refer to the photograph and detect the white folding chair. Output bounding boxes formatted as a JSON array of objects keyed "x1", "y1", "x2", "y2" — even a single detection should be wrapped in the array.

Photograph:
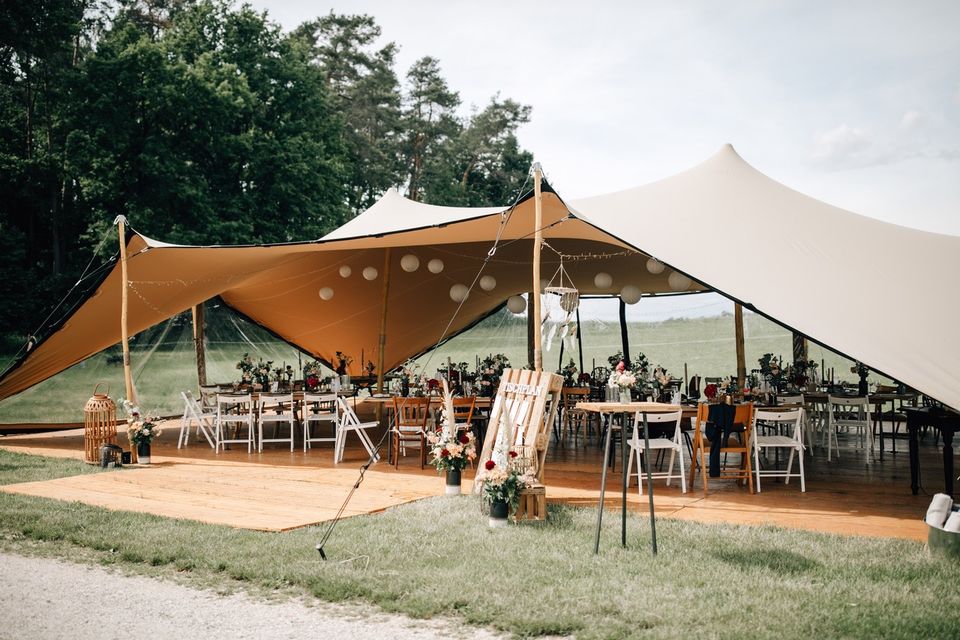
[
  {"x1": 257, "y1": 392, "x2": 295, "y2": 452},
  {"x1": 752, "y1": 407, "x2": 806, "y2": 492},
  {"x1": 177, "y1": 390, "x2": 216, "y2": 449},
  {"x1": 625, "y1": 409, "x2": 686, "y2": 495},
  {"x1": 303, "y1": 393, "x2": 338, "y2": 452},
  {"x1": 335, "y1": 396, "x2": 379, "y2": 464},
  {"x1": 828, "y1": 395, "x2": 873, "y2": 463},
  {"x1": 216, "y1": 393, "x2": 254, "y2": 453},
  {"x1": 776, "y1": 394, "x2": 814, "y2": 454}
]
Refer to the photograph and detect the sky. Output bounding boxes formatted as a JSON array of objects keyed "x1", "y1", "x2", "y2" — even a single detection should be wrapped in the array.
[{"x1": 250, "y1": 1, "x2": 960, "y2": 320}]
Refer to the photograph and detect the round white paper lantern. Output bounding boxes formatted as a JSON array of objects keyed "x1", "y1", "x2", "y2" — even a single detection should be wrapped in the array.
[
  {"x1": 506, "y1": 295, "x2": 527, "y2": 314},
  {"x1": 668, "y1": 271, "x2": 692, "y2": 291},
  {"x1": 318, "y1": 287, "x2": 334, "y2": 301},
  {"x1": 620, "y1": 285, "x2": 642, "y2": 305},
  {"x1": 449, "y1": 283, "x2": 470, "y2": 302},
  {"x1": 362, "y1": 266, "x2": 378, "y2": 281},
  {"x1": 400, "y1": 254, "x2": 420, "y2": 272},
  {"x1": 338, "y1": 265, "x2": 352, "y2": 278},
  {"x1": 427, "y1": 258, "x2": 445, "y2": 274},
  {"x1": 479, "y1": 275, "x2": 497, "y2": 291},
  {"x1": 646, "y1": 258, "x2": 665, "y2": 275},
  {"x1": 594, "y1": 272, "x2": 613, "y2": 289}
]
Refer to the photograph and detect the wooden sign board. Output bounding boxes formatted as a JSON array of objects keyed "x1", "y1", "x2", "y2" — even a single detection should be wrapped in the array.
[{"x1": 475, "y1": 368, "x2": 563, "y2": 490}]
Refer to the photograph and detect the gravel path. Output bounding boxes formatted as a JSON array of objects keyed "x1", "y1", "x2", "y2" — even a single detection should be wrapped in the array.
[{"x1": 0, "y1": 552, "x2": 500, "y2": 640}]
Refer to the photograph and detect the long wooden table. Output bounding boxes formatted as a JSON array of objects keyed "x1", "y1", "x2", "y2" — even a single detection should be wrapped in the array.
[{"x1": 577, "y1": 401, "x2": 683, "y2": 555}]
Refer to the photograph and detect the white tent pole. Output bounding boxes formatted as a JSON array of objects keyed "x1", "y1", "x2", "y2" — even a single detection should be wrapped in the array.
[
  {"x1": 532, "y1": 163, "x2": 543, "y2": 372},
  {"x1": 115, "y1": 216, "x2": 137, "y2": 406}
]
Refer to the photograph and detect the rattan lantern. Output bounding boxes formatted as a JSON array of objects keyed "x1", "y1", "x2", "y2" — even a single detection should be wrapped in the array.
[{"x1": 83, "y1": 384, "x2": 118, "y2": 464}]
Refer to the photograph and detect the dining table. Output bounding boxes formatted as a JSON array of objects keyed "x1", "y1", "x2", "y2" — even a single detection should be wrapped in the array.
[{"x1": 577, "y1": 401, "x2": 683, "y2": 556}]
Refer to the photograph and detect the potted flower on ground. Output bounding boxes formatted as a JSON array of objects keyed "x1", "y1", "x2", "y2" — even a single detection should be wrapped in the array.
[
  {"x1": 428, "y1": 428, "x2": 477, "y2": 495},
  {"x1": 475, "y1": 453, "x2": 536, "y2": 527},
  {"x1": 128, "y1": 416, "x2": 162, "y2": 464}
]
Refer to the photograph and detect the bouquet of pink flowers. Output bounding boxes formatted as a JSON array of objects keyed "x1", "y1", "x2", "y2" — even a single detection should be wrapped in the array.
[{"x1": 427, "y1": 429, "x2": 477, "y2": 472}]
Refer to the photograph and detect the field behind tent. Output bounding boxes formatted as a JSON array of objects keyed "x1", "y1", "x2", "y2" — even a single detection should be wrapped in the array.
[{"x1": 0, "y1": 309, "x2": 865, "y2": 424}]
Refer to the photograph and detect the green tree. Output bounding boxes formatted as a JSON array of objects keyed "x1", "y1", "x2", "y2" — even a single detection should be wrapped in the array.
[
  {"x1": 401, "y1": 56, "x2": 460, "y2": 203},
  {"x1": 293, "y1": 13, "x2": 403, "y2": 215}
]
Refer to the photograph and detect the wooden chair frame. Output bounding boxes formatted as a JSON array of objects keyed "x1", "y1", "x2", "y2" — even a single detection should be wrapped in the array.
[{"x1": 689, "y1": 401, "x2": 755, "y2": 493}]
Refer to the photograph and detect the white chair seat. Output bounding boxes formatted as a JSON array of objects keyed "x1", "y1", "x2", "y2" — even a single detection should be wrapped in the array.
[
  {"x1": 630, "y1": 436, "x2": 677, "y2": 451},
  {"x1": 755, "y1": 434, "x2": 798, "y2": 447}
]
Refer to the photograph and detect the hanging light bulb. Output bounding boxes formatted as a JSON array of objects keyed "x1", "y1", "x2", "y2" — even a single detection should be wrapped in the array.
[
  {"x1": 449, "y1": 284, "x2": 470, "y2": 302},
  {"x1": 400, "y1": 254, "x2": 420, "y2": 272},
  {"x1": 479, "y1": 275, "x2": 497, "y2": 291},
  {"x1": 363, "y1": 266, "x2": 378, "y2": 281},
  {"x1": 318, "y1": 287, "x2": 334, "y2": 301},
  {"x1": 594, "y1": 272, "x2": 613, "y2": 289},
  {"x1": 339, "y1": 265, "x2": 352, "y2": 278},
  {"x1": 668, "y1": 271, "x2": 692, "y2": 291},
  {"x1": 646, "y1": 258, "x2": 665, "y2": 275},
  {"x1": 427, "y1": 258, "x2": 445, "y2": 274},
  {"x1": 506, "y1": 295, "x2": 527, "y2": 314},
  {"x1": 620, "y1": 285, "x2": 642, "y2": 305}
]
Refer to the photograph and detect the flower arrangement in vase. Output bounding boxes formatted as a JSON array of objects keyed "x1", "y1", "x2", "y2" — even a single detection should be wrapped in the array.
[
  {"x1": 303, "y1": 360, "x2": 324, "y2": 391},
  {"x1": 476, "y1": 452, "x2": 535, "y2": 524},
  {"x1": 559, "y1": 358, "x2": 578, "y2": 387},
  {"x1": 427, "y1": 426, "x2": 476, "y2": 494},
  {"x1": 334, "y1": 351, "x2": 352, "y2": 375},
  {"x1": 252, "y1": 358, "x2": 273, "y2": 390},
  {"x1": 608, "y1": 361, "x2": 637, "y2": 404},
  {"x1": 127, "y1": 415, "x2": 162, "y2": 464},
  {"x1": 236, "y1": 353, "x2": 254, "y2": 387},
  {"x1": 477, "y1": 353, "x2": 510, "y2": 397}
]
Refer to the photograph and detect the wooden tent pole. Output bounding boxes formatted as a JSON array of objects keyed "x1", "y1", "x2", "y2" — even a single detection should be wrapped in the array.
[
  {"x1": 192, "y1": 302, "x2": 207, "y2": 389},
  {"x1": 532, "y1": 163, "x2": 543, "y2": 372},
  {"x1": 116, "y1": 216, "x2": 137, "y2": 405},
  {"x1": 376, "y1": 248, "x2": 392, "y2": 395},
  {"x1": 526, "y1": 292, "x2": 535, "y2": 367},
  {"x1": 735, "y1": 302, "x2": 746, "y2": 389}
]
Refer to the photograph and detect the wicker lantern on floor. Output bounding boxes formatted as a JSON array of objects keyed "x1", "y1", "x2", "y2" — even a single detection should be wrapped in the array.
[{"x1": 83, "y1": 384, "x2": 118, "y2": 464}]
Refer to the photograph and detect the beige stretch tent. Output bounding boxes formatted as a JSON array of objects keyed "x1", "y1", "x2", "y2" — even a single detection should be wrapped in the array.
[{"x1": 1, "y1": 145, "x2": 958, "y2": 410}]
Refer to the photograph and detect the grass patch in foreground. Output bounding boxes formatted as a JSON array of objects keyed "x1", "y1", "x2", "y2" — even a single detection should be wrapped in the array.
[{"x1": 0, "y1": 449, "x2": 958, "y2": 639}]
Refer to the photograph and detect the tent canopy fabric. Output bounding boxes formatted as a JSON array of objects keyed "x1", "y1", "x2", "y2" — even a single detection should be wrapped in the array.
[{"x1": 2, "y1": 145, "x2": 957, "y2": 411}]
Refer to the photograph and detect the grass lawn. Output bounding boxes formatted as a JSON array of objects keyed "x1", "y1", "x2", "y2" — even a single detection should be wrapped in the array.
[{"x1": 1, "y1": 448, "x2": 956, "y2": 639}]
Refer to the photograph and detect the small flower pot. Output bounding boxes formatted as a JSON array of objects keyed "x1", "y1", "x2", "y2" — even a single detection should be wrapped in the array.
[
  {"x1": 489, "y1": 499, "x2": 509, "y2": 527},
  {"x1": 136, "y1": 442, "x2": 151, "y2": 465},
  {"x1": 445, "y1": 468, "x2": 462, "y2": 495}
]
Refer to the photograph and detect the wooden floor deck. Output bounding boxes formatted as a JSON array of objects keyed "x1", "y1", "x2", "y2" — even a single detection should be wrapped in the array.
[{"x1": 0, "y1": 409, "x2": 949, "y2": 541}]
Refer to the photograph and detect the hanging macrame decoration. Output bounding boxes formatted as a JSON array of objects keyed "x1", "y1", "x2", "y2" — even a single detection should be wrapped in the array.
[{"x1": 542, "y1": 260, "x2": 580, "y2": 352}]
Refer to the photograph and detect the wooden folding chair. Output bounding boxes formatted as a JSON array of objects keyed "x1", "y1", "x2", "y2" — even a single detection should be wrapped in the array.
[
  {"x1": 391, "y1": 396, "x2": 432, "y2": 468},
  {"x1": 689, "y1": 401, "x2": 755, "y2": 493}
]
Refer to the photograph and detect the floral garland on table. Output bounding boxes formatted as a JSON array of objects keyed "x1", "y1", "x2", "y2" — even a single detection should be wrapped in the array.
[
  {"x1": 427, "y1": 428, "x2": 477, "y2": 472},
  {"x1": 476, "y1": 452, "x2": 536, "y2": 508}
]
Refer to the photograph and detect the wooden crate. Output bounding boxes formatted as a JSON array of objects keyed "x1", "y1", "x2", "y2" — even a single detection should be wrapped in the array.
[{"x1": 514, "y1": 483, "x2": 547, "y2": 521}]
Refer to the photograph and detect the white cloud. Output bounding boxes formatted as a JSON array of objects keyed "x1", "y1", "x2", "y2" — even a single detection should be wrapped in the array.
[
  {"x1": 812, "y1": 124, "x2": 873, "y2": 164},
  {"x1": 900, "y1": 110, "x2": 923, "y2": 129}
]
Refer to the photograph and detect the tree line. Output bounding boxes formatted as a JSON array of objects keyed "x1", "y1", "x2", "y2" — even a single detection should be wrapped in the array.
[{"x1": 0, "y1": 0, "x2": 533, "y2": 346}]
